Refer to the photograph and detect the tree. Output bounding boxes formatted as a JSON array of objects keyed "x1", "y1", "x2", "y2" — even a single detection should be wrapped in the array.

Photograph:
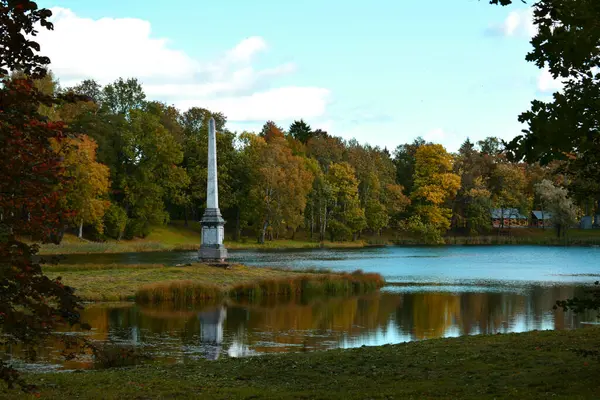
[
  {"x1": 410, "y1": 144, "x2": 461, "y2": 240},
  {"x1": 465, "y1": 177, "x2": 493, "y2": 235},
  {"x1": 259, "y1": 120, "x2": 285, "y2": 142},
  {"x1": 489, "y1": 163, "x2": 529, "y2": 228},
  {"x1": 288, "y1": 119, "x2": 313, "y2": 144},
  {"x1": 326, "y1": 162, "x2": 366, "y2": 241},
  {"x1": 114, "y1": 108, "x2": 189, "y2": 238},
  {"x1": 102, "y1": 77, "x2": 146, "y2": 116},
  {"x1": 535, "y1": 179, "x2": 578, "y2": 237},
  {"x1": 245, "y1": 135, "x2": 313, "y2": 243},
  {"x1": 52, "y1": 135, "x2": 111, "y2": 238},
  {"x1": 393, "y1": 137, "x2": 426, "y2": 195},
  {"x1": 382, "y1": 183, "x2": 411, "y2": 227},
  {"x1": 489, "y1": 0, "x2": 600, "y2": 342},
  {"x1": 0, "y1": 1, "x2": 91, "y2": 391}
]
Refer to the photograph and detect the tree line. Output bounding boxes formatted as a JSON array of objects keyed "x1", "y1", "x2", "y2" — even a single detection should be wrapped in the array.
[{"x1": 16, "y1": 72, "x2": 594, "y2": 244}]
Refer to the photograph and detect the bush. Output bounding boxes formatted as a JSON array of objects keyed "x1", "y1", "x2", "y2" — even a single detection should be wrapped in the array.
[
  {"x1": 402, "y1": 215, "x2": 443, "y2": 245},
  {"x1": 327, "y1": 220, "x2": 353, "y2": 242},
  {"x1": 123, "y1": 218, "x2": 151, "y2": 240},
  {"x1": 103, "y1": 204, "x2": 128, "y2": 240}
]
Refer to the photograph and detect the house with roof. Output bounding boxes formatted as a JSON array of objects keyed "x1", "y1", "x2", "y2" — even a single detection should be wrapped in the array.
[
  {"x1": 490, "y1": 208, "x2": 528, "y2": 228},
  {"x1": 530, "y1": 210, "x2": 553, "y2": 228}
]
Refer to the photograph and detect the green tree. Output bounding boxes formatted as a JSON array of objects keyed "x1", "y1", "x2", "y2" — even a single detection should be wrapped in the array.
[
  {"x1": 326, "y1": 162, "x2": 366, "y2": 240},
  {"x1": 288, "y1": 119, "x2": 313, "y2": 144},
  {"x1": 535, "y1": 179, "x2": 578, "y2": 238},
  {"x1": 393, "y1": 137, "x2": 426, "y2": 195},
  {"x1": 102, "y1": 77, "x2": 146, "y2": 116},
  {"x1": 118, "y1": 109, "x2": 189, "y2": 238}
]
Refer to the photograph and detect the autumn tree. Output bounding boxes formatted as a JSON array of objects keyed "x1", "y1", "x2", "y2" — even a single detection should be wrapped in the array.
[
  {"x1": 259, "y1": 120, "x2": 285, "y2": 142},
  {"x1": 0, "y1": 1, "x2": 91, "y2": 391},
  {"x1": 244, "y1": 135, "x2": 313, "y2": 243},
  {"x1": 409, "y1": 144, "x2": 461, "y2": 242},
  {"x1": 52, "y1": 135, "x2": 111, "y2": 238},
  {"x1": 489, "y1": 163, "x2": 529, "y2": 228}
]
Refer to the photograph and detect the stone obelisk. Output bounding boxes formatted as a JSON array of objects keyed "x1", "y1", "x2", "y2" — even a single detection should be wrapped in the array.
[{"x1": 199, "y1": 118, "x2": 228, "y2": 262}]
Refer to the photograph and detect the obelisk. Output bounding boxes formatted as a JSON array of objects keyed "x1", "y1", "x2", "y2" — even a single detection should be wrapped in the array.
[{"x1": 199, "y1": 117, "x2": 228, "y2": 262}]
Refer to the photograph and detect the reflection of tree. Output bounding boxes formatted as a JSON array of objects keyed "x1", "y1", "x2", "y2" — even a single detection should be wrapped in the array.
[
  {"x1": 7, "y1": 286, "x2": 597, "y2": 370},
  {"x1": 408, "y1": 293, "x2": 461, "y2": 339}
]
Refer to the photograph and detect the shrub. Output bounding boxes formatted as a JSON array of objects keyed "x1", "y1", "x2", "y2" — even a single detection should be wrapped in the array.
[{"x1": 103, "y1": 204, "x2": 128, "y2": 240}]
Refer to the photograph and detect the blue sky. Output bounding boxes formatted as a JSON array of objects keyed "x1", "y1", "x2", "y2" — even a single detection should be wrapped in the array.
[{"x1": 37, "y1": 0, "x2": 559, "y2": 152}]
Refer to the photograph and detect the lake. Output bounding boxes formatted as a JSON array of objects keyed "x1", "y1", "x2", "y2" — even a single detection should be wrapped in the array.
[
  {"x1": 10, "y1": 246, "x2": 600, "y2": 370},
  {"x1": 58, "y1": 245, "x2": 600, "y2": 285}
]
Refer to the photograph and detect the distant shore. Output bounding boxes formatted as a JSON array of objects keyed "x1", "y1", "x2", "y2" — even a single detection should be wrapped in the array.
[{"x1": 34, "y1": 221, "x2": 600, "y2": 255}]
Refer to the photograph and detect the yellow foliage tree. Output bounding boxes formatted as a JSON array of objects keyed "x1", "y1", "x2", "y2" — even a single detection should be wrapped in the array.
[
  {"x1": 411, "y1": 144, "x2": 461, "y2": 233},
  {"x1": 53, "y1": 135, "x2": 111, "y2": 237}
]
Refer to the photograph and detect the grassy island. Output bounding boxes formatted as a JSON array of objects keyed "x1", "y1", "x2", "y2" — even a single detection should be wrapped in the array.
[
  {"x1": 43, "y1": 263, "x2": 384, "y2": 303},
  {"x1": 4, "y1": 327, "x2": 600, "y2": 399}
]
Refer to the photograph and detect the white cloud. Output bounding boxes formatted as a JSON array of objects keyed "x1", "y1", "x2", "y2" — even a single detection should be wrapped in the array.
[
  {"x1": 177, "y1": 87, "x2": 331, "y2": 121},
  {"x1": 489, "y1": 8, "x2": 537, "y2": 38},
  {"x1": 537, "y1": 68, "x2": 564, "y2": 93},
  {"x1": 35, "y1": 7, "x2": 330, "y2": 123}
]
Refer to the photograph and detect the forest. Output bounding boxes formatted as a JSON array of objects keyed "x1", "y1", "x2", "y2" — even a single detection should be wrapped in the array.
[{"x1": 9, "y1": 71, "x2": 598, "y2": 245}]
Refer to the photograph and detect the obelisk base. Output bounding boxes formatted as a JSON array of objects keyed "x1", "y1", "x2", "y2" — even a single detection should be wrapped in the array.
[{"x1": 200, "y1": 208, "x2": 228, "y2": 263}]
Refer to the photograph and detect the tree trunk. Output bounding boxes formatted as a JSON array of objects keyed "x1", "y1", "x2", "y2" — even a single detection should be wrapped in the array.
[
  {"x1": 234, "y1": 206, "x2": 241, "y2": 241},
  {"x1": 259, "y1": 221, "x2": 268, "y2": 244},
  {"x1": 310, "y1": 207, "x2": 314, "y2": 239},
  {"x1": 78, "y1": 218, "x2": 83, "y2": 239},
  {"x1": 184, "y1": 205, "x2": 189, "y2": 227}
]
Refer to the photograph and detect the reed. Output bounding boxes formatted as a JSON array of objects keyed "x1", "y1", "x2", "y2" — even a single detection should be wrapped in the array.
[
  {"x1": 136, "y1": 280, "x2": 224, "y2": 304},
  {"x1": 134, "y1": 270, "x2": 385, "y2": 306},
  {"x1": 228, "y1": 270, "x2": 385, "y2": 302}
]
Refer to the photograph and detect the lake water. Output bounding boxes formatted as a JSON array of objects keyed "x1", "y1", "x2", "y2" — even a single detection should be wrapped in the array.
[
  {"x1": 10, "y1": 246, "x2": 600, "y2": 370},
  {"x1": 58, "y1": 245, "x2": 600, "y2": 285}
]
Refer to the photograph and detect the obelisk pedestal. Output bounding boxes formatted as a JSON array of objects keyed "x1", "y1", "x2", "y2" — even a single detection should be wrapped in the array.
[{"x1": 199, "y1": 118, "x2": 228, "y2": 263}]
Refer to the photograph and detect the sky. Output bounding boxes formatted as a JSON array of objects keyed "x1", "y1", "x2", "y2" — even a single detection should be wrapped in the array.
[{"x1": 35, "y1": 0, "x2": 564, "y2": 152}]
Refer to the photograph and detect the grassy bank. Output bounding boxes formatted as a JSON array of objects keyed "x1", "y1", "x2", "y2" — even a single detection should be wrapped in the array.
[
  {"x1": 4, "y1": 327, "x2": 600, "y2": 399},
  {"x1": 38, "y1": 226, "x2": 370, "y2": 255},
  {"x1": 35, "y1": 222, "x2": 600, "y2": 255},
  {"x1": 42, "y1": 263, "x2": 384, "y2": 302}
]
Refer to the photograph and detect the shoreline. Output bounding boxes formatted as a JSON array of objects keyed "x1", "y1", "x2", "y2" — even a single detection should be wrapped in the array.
[
  {"x1": 4, "y1": 327, "x2": 599, "y2": 399},
  {"x1": 38, "y1": 239, "x2": 600, "y2": 256}
]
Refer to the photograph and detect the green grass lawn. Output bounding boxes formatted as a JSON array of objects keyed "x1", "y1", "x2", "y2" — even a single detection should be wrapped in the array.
[
  {"x1": 42, "y1": 263, "x2": 324, "y2": 301},
  {"x1": 4, "y1": 327, "x2": 600, "y2": 399}
]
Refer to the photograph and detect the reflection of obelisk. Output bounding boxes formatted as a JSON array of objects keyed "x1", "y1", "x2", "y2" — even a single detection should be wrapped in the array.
[
  {"x1": 199, "y1": 118, "x2": 228, "y2": 262},
  {"x1": 199, "y1": 306, "x2": 227, "y2": 360}
]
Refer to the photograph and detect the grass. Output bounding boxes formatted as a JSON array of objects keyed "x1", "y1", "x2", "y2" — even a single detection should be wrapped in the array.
[
  {"x1": 135, "y1": 269, "x2": 384, "y2": 305},
  {"x1": 42, "y1": 263, "x2": 384, "y2": 303},
  {"x1": 34, "y1": 221, "x2": 600, "y2": 256},
  {"x1": 4, "y1": 327, "x2": 600, "y2": 399}
]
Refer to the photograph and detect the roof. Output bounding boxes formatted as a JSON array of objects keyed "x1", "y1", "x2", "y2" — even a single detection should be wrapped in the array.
[
  {"x1": 532, "y1": 210, "x2": 553, "y2": 220},
  {"x1": 490, "y1": 208, "x2": 528, "y2": 219}
]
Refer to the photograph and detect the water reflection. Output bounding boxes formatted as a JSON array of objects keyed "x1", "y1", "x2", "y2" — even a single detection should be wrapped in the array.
[{"x1": 4, "y1": 284, "x2": 597, "y2": 371}]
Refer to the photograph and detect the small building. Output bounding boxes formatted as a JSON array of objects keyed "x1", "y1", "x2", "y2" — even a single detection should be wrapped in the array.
[
  {"x1": 491, "y1": 208, "x2": 528, "y2": 228},
  {"x1": 530, "y1": 210, "x2": 553, "y2": 228}
]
